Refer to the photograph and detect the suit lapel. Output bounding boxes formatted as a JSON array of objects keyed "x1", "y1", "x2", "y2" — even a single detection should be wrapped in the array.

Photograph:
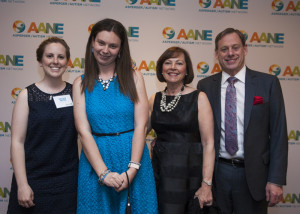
[
  {"x1": 244, "y1": 68, "x2": 256, "y2": 132},
  {"x1": 213, "y1": 73, "x2": 222, "y2": 131}
]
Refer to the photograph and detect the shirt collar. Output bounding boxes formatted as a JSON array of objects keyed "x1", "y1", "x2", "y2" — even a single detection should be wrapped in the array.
[{"x1": 221, "y1": 65, "x2": 246, "y2": 85}]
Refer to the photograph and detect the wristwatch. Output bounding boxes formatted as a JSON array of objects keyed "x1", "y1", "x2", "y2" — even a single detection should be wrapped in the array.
[
  {"x1": 128, "y1": 162, "x2": 140, "y2": 170},
  {"x1": 202, "y1": 180, "x2": 212, "y2": 186}
]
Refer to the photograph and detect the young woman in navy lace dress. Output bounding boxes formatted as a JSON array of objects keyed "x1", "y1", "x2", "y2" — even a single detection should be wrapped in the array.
[{"x1": 8, "y1": 37, "x2": 78, "y2": 214}]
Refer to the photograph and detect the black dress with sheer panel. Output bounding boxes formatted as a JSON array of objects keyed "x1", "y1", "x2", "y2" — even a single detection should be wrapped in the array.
[
  {"x1": 151, "y1": 90, "x2": 204, "y2": 214},
  {"x1": 8, "y1": 83, "x2": 78, "y2": 214}
]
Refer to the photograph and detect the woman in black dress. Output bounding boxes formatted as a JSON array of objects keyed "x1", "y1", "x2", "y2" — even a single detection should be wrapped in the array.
[
  {"x1": 8, "y1": 37, "x2": 78, "y2": 214},
  {"x1": 148, "y1": 47, "x2": 215, "y2": 213}
]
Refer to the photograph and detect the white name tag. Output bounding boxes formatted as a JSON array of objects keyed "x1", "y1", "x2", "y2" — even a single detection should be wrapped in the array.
[{"x1": 53, "y1": 95, "x2": 73, "y2": 108}]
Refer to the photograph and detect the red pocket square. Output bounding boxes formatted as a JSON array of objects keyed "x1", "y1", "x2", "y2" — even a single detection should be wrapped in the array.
[{"x1": 253, "y1": 96, "x2": 264, "y2": 105}]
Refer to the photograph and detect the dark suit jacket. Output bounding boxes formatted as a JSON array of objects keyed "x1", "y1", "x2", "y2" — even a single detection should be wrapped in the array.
[{"x1": 197, "y1": 67, "x2": 288, "y2": 201}]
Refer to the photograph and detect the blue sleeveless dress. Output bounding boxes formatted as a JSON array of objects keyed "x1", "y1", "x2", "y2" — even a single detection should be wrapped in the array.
[{"x1": 77, "y1": 76, "x2": 158, "y2": 214}]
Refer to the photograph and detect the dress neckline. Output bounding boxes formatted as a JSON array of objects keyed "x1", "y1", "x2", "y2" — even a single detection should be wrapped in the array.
[
  {"x1": 162, "y1": 90, "x2": 198, "y2": 97},
  {"x1": 33, "y1": 82, "x2": 68, "y2": 96}
]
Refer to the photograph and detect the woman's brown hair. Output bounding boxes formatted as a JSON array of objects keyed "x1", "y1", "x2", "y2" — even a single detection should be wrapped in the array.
[
  {"x1": 81, "y1": 18, "x2": 138, "y2": 103},
  {"x1": 156, "y1": 46, "x2": 194, "y2": 84},
  {"x1": 36, "y1": 37, "x2": 70, "y2": 62}
]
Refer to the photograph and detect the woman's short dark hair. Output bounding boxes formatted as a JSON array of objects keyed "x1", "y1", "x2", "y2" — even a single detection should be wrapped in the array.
[
  {"x1": 156, "y1": 46, "x2": 194, "y2": 84},
  {"x1": 36, "y1": 37, "x2": 70, "y2": 62}
]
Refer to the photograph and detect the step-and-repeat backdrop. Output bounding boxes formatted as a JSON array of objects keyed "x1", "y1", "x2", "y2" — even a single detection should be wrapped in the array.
[{"x1": 1, "y1": 0, "x2": 299, "y2": 213}]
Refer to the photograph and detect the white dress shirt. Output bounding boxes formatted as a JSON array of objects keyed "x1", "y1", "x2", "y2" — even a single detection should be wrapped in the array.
[{"x1": 219, "y1": 65, "x2": 246, "y2": 159}]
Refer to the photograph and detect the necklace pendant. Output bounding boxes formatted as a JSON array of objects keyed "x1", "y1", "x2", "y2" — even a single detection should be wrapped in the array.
[{"x1": 98, "y1": 74, "x2": 114, "y2": 91}]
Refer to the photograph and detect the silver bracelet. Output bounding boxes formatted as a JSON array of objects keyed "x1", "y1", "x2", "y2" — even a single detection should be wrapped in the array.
[{"x1": 98, "y1": 169, "x2": 111, "y2": 185}]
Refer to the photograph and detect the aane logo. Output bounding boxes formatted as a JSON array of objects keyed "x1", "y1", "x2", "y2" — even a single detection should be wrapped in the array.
[
  {"x1": 272, "y1": 0, "x2": 300, "y2": 11},
  {"x1": 197, "y1": 62, "x2": 210, "y2": 74},
  {"x1": 248, "y1": 32, "x2": 284, "y2": 44},
  {"x1": 0, "y1": 122, "x2": 11, "y2": 133},
  {"x1": 68, "y1": 58, "x2": 85, "y2": 69},
  {"x1": 281, "y1": 193, "x2": 300, "y2": 203},
  {"x1": 13, "y1": 20, "x2": 25, "y2": 33},
  {"x1": 88, "y1": 24, "x2": 139, "y2": 38},
  {"x1": 127, "y1": 27, "x2": 139, "y2": 38},
  {"x1": 0, "y1": 187, "x2": 10, "y2": 198},
  {"x1": 88, "y1": 24, "x2": 93, "y2": 34},
  {"x1": 269, "y1": 64, "x2": 281, "y2": 76},
  {"x1": 199, "y1": 0, "x2": 248, "y2": 9},
  {"x1": 269, "y1": 64, "x2": 300, "y2": 76},
  {"x1": 0, "y1": 55, "x2": 24, "y2": 66},
  {"x1": 162, "y1": 27, "x2": 212, "y2": 41},
  {"x1": 197, "y1": 63, "x2": 222, "y2": 77},
  {"x1": 11, "y1": 88, "x2": 22, "y2": 100},
  {"x1": 211, "y1": 63, "x2": 222, "y2": 74},
  {"x1": 288, "y1": 130, "x2": 300, "y2": 141},
  {"x1": 13, "y1": 20, "x2": 64, "y2": 34},
  {"x1": 126, "y1": 0, "x2": 176, "y2": 6},
  {"x1": 199, "y1": 0, "x2": 212, "y2": 8},
  {"x1": 240, "y1": 30, "x2": 248, "y2": 41},
  {"x1": 137, "y1": 60, "x2": 156, "y2": 71},
  {"x1": 240, "y1": 30, "x2": 285, "y2": 46},
  {"x1": 272, "y1": 0, "x2": 284, "y2": 11},
  {"x1": 147, "y1": 129, "x2": 157, "y2": 138},
  {"x1": 126, "y1": 0, "x2": 138, "y2": 4},
  {"x1": 131, "y1": 59, "x2": 137, "y2": 71},
  {"x1": 162, "y1": 27, "x2": 175, "y2": 39}
]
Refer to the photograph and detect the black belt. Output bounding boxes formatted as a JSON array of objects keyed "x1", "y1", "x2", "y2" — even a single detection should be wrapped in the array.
[
  {"x1": 92, "y1": 129, "x2": 134, "y2": 137},
  {"x1": 219, "y1": 157, "x2": 244, "y2": 167}
]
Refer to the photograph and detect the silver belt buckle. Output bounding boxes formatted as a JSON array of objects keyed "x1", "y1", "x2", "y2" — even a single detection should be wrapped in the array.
[{"x1": 231, "y1": 159, "x2": 236, "y2": 167}]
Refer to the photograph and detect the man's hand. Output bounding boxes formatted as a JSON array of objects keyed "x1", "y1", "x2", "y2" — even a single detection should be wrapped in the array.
[{"x1": 266, "y1": 182, "x2": 283, "y2": 207}]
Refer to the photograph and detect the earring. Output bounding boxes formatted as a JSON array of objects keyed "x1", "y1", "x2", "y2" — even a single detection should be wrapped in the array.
[
  {"x1": 92, "y1": 47, "x2": 94, "y2": 53},
  {"x1": 118, "y1": 52, "x2": 120, "y2": 59}
]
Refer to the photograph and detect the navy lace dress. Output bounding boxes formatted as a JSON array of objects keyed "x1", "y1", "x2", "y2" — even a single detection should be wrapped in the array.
[{"x1": 8, "y1": 83, "x2": 78, "y2": 214}]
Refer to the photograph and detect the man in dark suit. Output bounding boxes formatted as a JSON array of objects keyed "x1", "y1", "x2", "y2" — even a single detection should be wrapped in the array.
[{"x1": 197, "y1": 28, "x2": 288, "y2": 214}]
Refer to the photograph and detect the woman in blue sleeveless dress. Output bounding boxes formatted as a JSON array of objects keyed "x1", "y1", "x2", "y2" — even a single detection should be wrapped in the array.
[{"x1": 73, "y1": 18, "x2": 158, "y2": 214}]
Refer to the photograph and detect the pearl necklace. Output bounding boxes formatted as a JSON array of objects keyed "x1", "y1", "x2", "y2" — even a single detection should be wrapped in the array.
[
  {"x1": 98, "y1": 74, "x2": 115, "y2": 91},
  {"x1": 160, "y1": 85, "x2": 184, "y2": 112}
]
